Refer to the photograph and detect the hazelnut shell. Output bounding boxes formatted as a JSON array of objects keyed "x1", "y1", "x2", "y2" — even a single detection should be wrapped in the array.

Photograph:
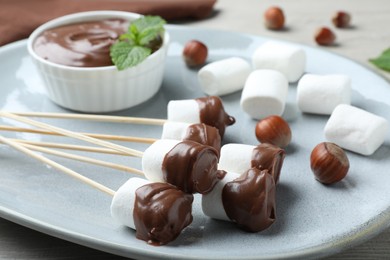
[
  {"x1": 315, "y1": 27, "x2": 336, "y2": 46},
  {"x1": 255, "y1": 115, "x2": 292, "y2": 148},
  {"x1": 332, "y1": 11, "x2": 351, "y2": 28},
  {"x1": 182, "y1": 40, "x2": 208, "y2": 67},
  {"x1": 310, "y1": 142, "x2": 349, "y2": 184},
  {"x1": 264, "y1": 6, "x2": 285, "y2": 30}
]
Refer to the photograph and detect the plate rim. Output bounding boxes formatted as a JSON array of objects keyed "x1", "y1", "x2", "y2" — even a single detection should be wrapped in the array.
[{"x1": 0, "y1": 26, "x2": 390, "y2": 260}]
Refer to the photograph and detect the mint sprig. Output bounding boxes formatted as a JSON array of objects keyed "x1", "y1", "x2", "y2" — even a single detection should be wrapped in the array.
[
  {"x1": 369, "y1": 48, "x2": 390, "y2": 72},
  {"x1": 110, "y1": 16, "x2": 166, "y2": 70}
]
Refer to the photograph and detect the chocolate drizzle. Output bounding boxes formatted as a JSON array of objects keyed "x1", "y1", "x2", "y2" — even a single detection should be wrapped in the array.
[
  {"x1": 33, "y1": 19, "x2": 129, "y2": 67},
  {"x1": 162, "y1": 140, "x2": 226, "y2": 194},
  {"x1": 182, "y1": 123, "x2": 222, "y2": 155},
  {"x1": 251, "y1": 143, "x2": 285, "y2": 183},
  {"x1": 196, "y1": 96, "x2": 235, "y2": 137},
  {"x1": 133, "y1": 182, "x2": 193, "y2": 246},
  {"x1": 222, "y1": 168, "x2": 276, "y2": 232}
]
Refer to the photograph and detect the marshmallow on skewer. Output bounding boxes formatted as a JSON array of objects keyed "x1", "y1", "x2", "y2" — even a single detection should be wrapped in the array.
[
  {"x1": 324, "y1": 104, "x2": 389, "y2": 155},
  {"x1": 142, "y1": 139, "x2": 225, "y2": 194},
  {"x1": 297, "y1": 74, "x2": 351, "y2": 115},
  {"x1": 240, "y1": 69, "x2": 288, "y2": 120},
  {"x1": 161, "y1": 122, "x2": 222, "y2": 153},
  {"x1": 111, "y1": 177, "x2": 193, "y2": 246},
  {"x1": 161, "y1": 122, "x2": 190, "y2": 140},
  {"x1": 111, "y1": 177, "x2": 149, "y2": 229},
  {"x1": 202, "y1": 171, "x2": 240, "y2": 221},
  {"x1": 0, "y1": 135, "x2": 192, "y2": 246},
  {"x1": 202, "y1": 168, "x2": 276, "y2": 232},
  {"x1": 167, "y1": 96, "x2": 235, "y2": 137},
  {"x1": 252, "y1": 41, "x2": 306, "y2": 82},
  {"x1": 218, "y1": 143, "x2": 285, "y2": 182},
  {"x1": 198, "y1": 57, "x2": 252, "y2": 96}
]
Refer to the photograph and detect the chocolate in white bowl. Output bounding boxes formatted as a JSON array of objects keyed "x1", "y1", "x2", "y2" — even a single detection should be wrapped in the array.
[{"x1": 27, "y1": 11, "x2": 170, "y2": 112}]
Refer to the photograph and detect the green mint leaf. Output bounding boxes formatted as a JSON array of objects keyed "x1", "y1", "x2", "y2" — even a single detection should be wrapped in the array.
[
  {"x1": 129, "y1": 23, "x2": 139, "y2": 36},
  {"x1": 110, "y1": 42, "x2": 151, "y2": 70},
  {"x1": 134, "y1": 16, "x2": 165, "y2": 46},
  {"x1": 138, "y1": 27, "x2": 162, "y2": 46},
  {"x1": 369, "y1": 48, "x2": 390, "y2": 72},
  {"x1": 132, "y1": 16, "x2": 166, "y2": 34},
  {"x1": 119, "y1": 33, "x2": 135, "y2": 45},
  {"x1": 110, "y1": 15, "x2": 166, "y2": 70}
]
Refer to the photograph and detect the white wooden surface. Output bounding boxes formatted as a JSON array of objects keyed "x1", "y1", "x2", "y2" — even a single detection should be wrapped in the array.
[{"x1": 1, "y1": 0, "x2": 389, "y2": 259}]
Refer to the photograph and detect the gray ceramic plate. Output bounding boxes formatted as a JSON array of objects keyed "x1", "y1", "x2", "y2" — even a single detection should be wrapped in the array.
[{"x1": 0, "y1": 26, "x2": 390, "y2": 260}]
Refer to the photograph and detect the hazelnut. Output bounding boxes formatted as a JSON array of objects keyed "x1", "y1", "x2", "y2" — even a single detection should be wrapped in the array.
[
  {"x1": 314, "y1": 27, "x2": 336, "y2": 46},
  {"x1": 310, "y1": 142, "x2": 349, "y2": 184},
  {"x1": 264, "y1": 6, "x2": 285, "y2": 30},
  {"x1": 182, "y1": 40, "x2": 208, "y2": 67},
  {"x1": 255, "y1": 115, "x2": 292, "y2": 148},
  {"x1": 332, "y1": 11, "x2": 351, "y2": 28}
]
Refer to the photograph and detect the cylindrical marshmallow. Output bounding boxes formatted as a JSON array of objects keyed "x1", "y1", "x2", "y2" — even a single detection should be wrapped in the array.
[
  {"x1": 240, "y1": 69, "x2": 288, "y2": 119},
  {"x1": 142, "y1": 139, "x2": 180, "y2": 182},
  {"x1": 324, "y1": 104, "x2": 389, "y2": 155},
  {"x1": 161, "y1": 121, "x2": 190, "y2": 140},
  {"x1": 201, "y1": 171, "x2": 240, "y2": 221},
  {"x1": 198, "y1": 57, "x2": 252, "y2": 96},
  {"x1": 218, "y1": 143, "x2": 255, "y2": 173},
  {"x1": 167, "y1": 99, "x2": 200, "y2": 124},
  {"x1": 110, "y1": 177, "x2": 150, "y2": 229},
  {"x1": 297, "y1": 74, "x2": 351, "y2": 115},
  {"x1": 252, "y1": 41, "x2": 306, "y2": 82}
]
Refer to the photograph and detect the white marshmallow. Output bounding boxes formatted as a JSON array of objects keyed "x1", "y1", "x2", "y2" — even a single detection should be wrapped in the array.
[
  {"x1": 240, "y1": 69, "x2": 288, "y2": 119},
  {"x1": 110, "y1": 177, "x2": 150, "y2": 229},
  {"x1": 167, "y1": 99, "x2": 200, "y2": 124},
  {"x1": 201, "y1": 171, "x2": 240, "y2": 221},
  {"x1": 324, "y1": 104, "x2": 389, "y2": 155},
  {"x1": 142, "y1": 139, "x2": 180, "y2": 182},
  {"x1": 218, "y1": 143, "x2": 255, "y2": 173},
  {"x1": 161, "y1": 121, "x2": 190, "y2": 140},
  {"x1": 297, "y1": 74, "x2": 351, "y2": 115},
  {"x1": 252, "y1": 41, "x2": 306, "y2": 82},
  {"x1": 198, "y1": 57, "x2": 252, "y2": 96}
]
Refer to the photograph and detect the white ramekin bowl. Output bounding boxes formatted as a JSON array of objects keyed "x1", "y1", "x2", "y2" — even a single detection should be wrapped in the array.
[{"x1": 27, "y1": 11, "x2": 169, "y2": 112}]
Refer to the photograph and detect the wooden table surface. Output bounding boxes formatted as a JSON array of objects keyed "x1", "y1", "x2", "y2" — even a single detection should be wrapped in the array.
[{"x1": 1, "y1": 0, "x2": 389, "y2": 259}]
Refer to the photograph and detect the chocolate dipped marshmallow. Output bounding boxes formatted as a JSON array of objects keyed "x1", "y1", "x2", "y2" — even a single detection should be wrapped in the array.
[
  {"x1": 167, "y1": 96, "x2": 235, "y2": 137},
  {"x1": 218, "y1": 143, "x2": 285, "y2": 183},
  {"x1": 142, "y1": 139, "x2": 226, "y2": 194},
  {"x1": 202, "y1": 168, "x2": 276, "y2": 232},
  {"x1": 111, "y1": 177, "x2": 193, "y2": 245}
]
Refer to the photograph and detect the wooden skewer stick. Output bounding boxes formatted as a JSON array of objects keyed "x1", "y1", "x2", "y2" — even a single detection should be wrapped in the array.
[
  {"x1": 8, "y1": 141, "x2": 144, "y2": 176},
  {"x1": 0, "y1": 135, "x2": 115, "y2": 197},
  {"x1": 10, "y1": 139, "x2": 130, "y2": 156},
  {"x1": 0, "y1": 111, "x2": 144, "y2": 158},
  {"x1": 13, "y1": 111, "x2": 166, "y2": 125},
  {"x1": 0, "y1": 125, "x2": 157, "y2": 144}
]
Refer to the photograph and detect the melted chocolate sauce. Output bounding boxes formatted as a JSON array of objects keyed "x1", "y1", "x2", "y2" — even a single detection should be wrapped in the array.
[
  {"x1": 182, "y1": 123, "x2": 222, "y2": 155},
  {"x1": 251, "y1": 143, "x2": 285, "y2": 183},
  {"x1": 133, "y1": 182, "x2": 193, "y2": 246},
  {"x1": 196, "y1": 96, "x2": 235, "y2": 137},
  {"x1": 33, "y1": 19, "x2": 128, "y2": 67},
  {"x1": 162, "y1": 140, "x2": 226, "y2": 194},
  {"x1": 222, "y1": 168, "x2": 276, "y2": 232}
]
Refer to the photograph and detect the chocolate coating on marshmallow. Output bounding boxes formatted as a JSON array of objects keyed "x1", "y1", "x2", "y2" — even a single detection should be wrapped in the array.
[
  {"x1": 251, "y1": 143, "x2": 285, "y2": 183},
  {"x1": 196, "y1": 96, "x2": 235, "y2": 137},
  {"x1": 133, "y1": 182, "x2": 193, "y2": 246},
  {"x1": 222, "y1": 168, "x2": 276, "y2": 232},
  {"x1": 183, "y1": 123, "x2": 222, "y2": 155},
  {"x1": 162, "y1": 140, "x2": 226, "y2": 194}
]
